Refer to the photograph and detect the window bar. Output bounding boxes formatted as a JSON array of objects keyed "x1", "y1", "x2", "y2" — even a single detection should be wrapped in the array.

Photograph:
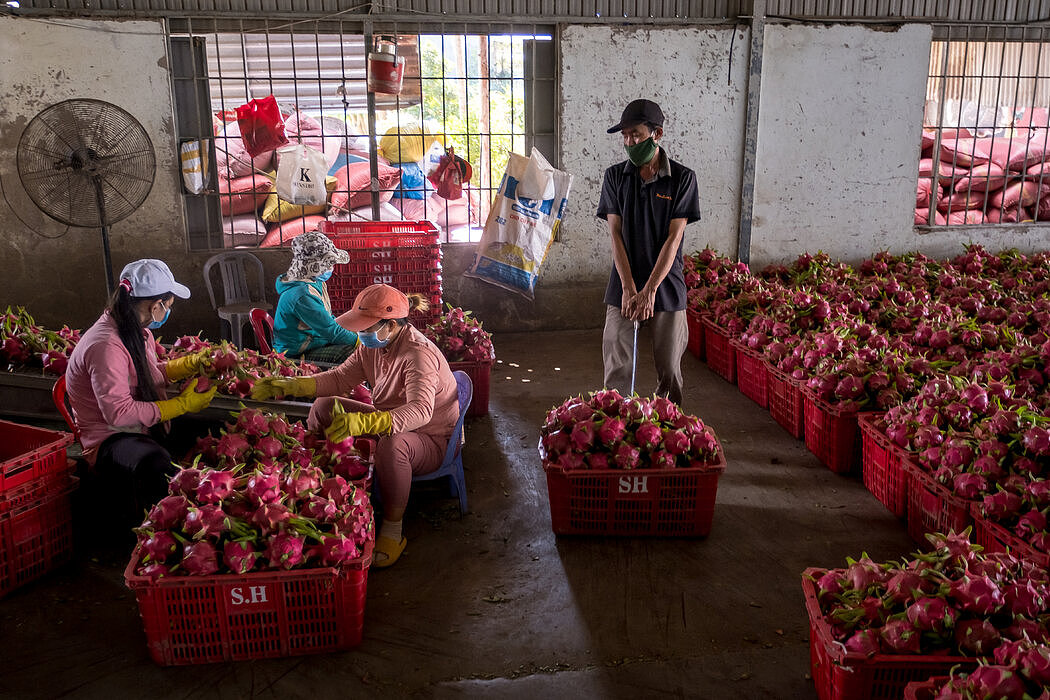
[
  {"x1": 1006, "y1": 32, "x2": 1029, "y2": 222},
  {"x1": 1031, "y1": 29, "x2": 1049, "y2": 220},
  {"x1": 336, "y1": 20, "x2": 350, "y2": 223},
  {"x1": 965, "y1": 27, "x2": 990, "y2": 224},
  {"x1": 986, "y1": 27, "x2": 1011, "y2": 224},
  {"x1": 948, "y1": 27, "x2": 972, "y2": 226},
  {"x1": 440, "y1": 28, "x2": 450, "y2": 239},
  {"x1": 927, "y1": 28, "x2": 952, "y2": 223},
  {"x1": 364, "y1": 19, "x2": 381, "y2": 222}
]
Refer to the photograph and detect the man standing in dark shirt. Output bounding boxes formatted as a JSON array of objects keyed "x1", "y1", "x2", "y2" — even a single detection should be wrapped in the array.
[{"x1": 597, "y1": 99, "x2": 701, "y2": 405}]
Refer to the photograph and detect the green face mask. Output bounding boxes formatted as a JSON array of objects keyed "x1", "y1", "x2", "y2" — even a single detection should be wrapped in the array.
[{"x1": 624, "y1": 137, "x2": 658, "y2": 167}]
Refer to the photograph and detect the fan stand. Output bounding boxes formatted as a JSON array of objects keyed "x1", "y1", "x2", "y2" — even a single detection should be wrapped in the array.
[{"x1": 67, "y1": 145, "x2": 116, "y2": 295}]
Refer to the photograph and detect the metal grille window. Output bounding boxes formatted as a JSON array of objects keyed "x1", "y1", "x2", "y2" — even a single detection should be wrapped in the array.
[
  {"x1": 168, "y1": 20, "x2": 555, "y2": 250},
  {"x1": 919, "y1": 27, "x2": 1050, "y2": 227}
]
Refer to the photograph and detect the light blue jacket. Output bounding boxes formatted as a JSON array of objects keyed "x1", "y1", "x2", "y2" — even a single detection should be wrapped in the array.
[{"x1": 273, "y1": 275, "x2": 359, "y2": 356}]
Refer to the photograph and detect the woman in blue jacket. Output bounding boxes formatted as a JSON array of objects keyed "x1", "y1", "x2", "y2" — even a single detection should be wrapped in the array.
[{"x1": 273, "y1": 231, "x2": 359, "y2": 363}]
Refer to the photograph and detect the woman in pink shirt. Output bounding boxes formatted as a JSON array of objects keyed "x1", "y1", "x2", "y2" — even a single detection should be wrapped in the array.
[
  {"x1": 65, "y1": 259, "x2": 217, "y2": 515},
  {"x1": 252, "y1": 284, "x2": 458, "y2": 568}
]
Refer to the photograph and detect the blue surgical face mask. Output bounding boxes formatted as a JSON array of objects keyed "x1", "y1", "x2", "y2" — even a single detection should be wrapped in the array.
[
  {"x1": 316, "y1": 269, "x2": 333, "y2": 282},
  {"x1": 148, "y1": 305, "x2": 170, "y2": 330},
  {"x1": 358, "y1": 323, "x2": 391, "y2": 349}
]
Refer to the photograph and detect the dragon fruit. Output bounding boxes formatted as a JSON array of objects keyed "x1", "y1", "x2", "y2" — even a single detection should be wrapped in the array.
[
  {"x1": 662, "y1": 429, "x2": 691, "y2": 456},
  {"x1": 650, "y1": 449, "x2": 677, "y2": 470},
  {"x1": 844, "y1": 556, "x2": 886, "y2": 592},
  {"x1": 320, "y1": 476, "x2": 351, "y2": 505},
  {"x1": 587, "y1": 453, "x2": 611, "y2": 470},
  {"x1": 183, "y1": 505, "x2": 228, "y2": 539},
  {"x1": 1002, "y1": 580, "x2": 1047, "y2": 617},
  {"x1": 216, "y1": 433, "x2": 251, "y2": 463},
  {"x1": 557, "y1": 451, "x2": 587, "y2": 471},
  {"x1": 179, "y1": 541, "x2": 220, "y2": 576},
  {"x1": 981, "y1": 490, "x2": 1024, "y2": 521},
  {"x1": 245, "y1": 471, "x2": 282, "y2": 505},
  {"x1": 1016, "y1": 645, "x2": 1050, "y2": 685},
  {"x1": 195, "y1": 470, "x2": 236, "y2": 504},
  {"x1": 251, "y1": 502, "x2": 291, "y2": 532},
  {"x1": 139, "y1": 530, "x2": 177, "y2": 564},
  {"x1": 300, "y1": 495, "x2": 340, "y2": 522},
  {"x1": 955, "y1": 618, "x2": 1002, "y2": 655},
  {"x1": 1016, "y1": 509, "x2": 1048, "y2": 539},
  {"x1": 880, "y1": 619, "x2": 921, "y2": 654},
  {"x1": 597, "y1": 417, "x2": 627, "y2": 446},
  {"x1": 168, "y1": 468, "x2": 202, "y2": 498},
  {"x1": 223, "y1": 540, "x2": 259, "y2": 574},
  {"x1": 265, "y1": 532, "x2": 305, "y2": 570},
  {"x1": 951, "y1": 574, "x2": 1004, "y2": 615},
  {"x1": 962, "y1": 665, "x2": 1027, "y2": 700},
  {"x1": 613, "y1": 442, "x2": 641, "y2": 470},
  {"x1": 146, "y1": 495, "x2": 191, "y2": 531},
  {"x1": 284, "y1": 468, "x2": 322, "y2": 499},
  {"x1": 883, "y1": 569, "x2": 927, "y2": 605},
  {"x1": 312, "y1": 534, "x2": 360, "y2": 567},
  {"x1": 844, "y1": 628, "x2": 880, "y2": 657},
  {"x1": 235, "y1": 408, "x2": 271, "y2": 437},
  {"x1": 953, "y1": 473, "x2": 988, "y2": 499},
  {"x1": 255, "y1": 435, "x2": 284, "y2": 459},
  {"x1": 905, "y1": 596, "x2": 958, "y2": 634},
  {"x1": 570, "y1": 420, "x2": 598, "y2": 451}
]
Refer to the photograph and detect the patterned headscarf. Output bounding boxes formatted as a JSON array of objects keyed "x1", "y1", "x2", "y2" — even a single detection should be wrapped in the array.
[{"x1": 285, "y1": 231, "x2": 350, "y2": 282}]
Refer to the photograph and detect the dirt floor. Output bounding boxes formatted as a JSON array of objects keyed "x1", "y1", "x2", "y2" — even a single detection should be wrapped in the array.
[{"x1": 0, "y1": 329, "x2": 916, "y2": 699}]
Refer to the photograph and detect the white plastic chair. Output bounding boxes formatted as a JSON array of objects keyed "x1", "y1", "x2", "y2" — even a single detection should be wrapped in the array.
[{"x1": 202, "y1": 252, "x2": 272, "y2": 348}]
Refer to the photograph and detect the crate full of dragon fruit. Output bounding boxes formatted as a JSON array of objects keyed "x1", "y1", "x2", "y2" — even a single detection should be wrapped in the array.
[{"x1": 539, "y1": 391, "x2": 726, "y2": 537}]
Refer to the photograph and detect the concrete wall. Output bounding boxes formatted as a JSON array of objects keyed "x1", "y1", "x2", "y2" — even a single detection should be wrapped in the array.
[
  {"x1": 3, "y1": 17, "x2": 1049, "y2": 338},
  {"x1": 0, "y1": 16, "x2": 290, "y2": 339}
]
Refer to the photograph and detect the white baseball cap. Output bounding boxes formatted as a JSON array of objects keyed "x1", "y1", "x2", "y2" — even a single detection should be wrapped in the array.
[{"x1": 118, "y1": 259, "x2": 191, "y2": 299}]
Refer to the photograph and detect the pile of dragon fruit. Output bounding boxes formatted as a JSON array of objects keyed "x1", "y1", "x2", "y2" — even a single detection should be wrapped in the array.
[
  {"x1": 686, "y1": 245, "x2": 1050, "y2": 552},
  {"x1": 539, "y1": 390, "x2": 721, "y2": 471},
  {"x1": 919, "y1": 638, "x2": 1050, "y2": 700},
  {"x1": 422, "y1": 305, "x2": 495, "y2": 365},
  {"x1": 0, "y1": 305, "x2": 79, "y2": 375},
  {"x1": 810, "y1": 531, "x2": 1050, "y2": 659},
  {"x1": 162, "y1": 335, "x2": 320, "y2": 399},
  {"x1": 133, "y1": 407, "x2": 373, "y2": 578}
]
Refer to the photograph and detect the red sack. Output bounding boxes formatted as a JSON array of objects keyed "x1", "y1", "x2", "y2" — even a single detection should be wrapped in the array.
[
  {"x1": 427, "y1": 147, "x2": 473, "y2": 200},
  {"x1": 235, "y1": 96, "x2": 289, "y2": 158}
]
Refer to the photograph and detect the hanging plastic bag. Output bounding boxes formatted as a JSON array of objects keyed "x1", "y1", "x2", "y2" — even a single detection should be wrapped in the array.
[
  {"x1": 179, "y1": 140, "x2": 208, "y2": 195},
  {"x1": 275, "y1": 143, "x2": 329, "y2": 206},
  {"x1": 427, "y1": 147, "x2": 473, "y2": 200},
  {"x1": 464, "y1": 148, "x2": 573, "y2": 299},
  {"x1": 235, "y1": 95, "x2": 289, "y2": 158}
]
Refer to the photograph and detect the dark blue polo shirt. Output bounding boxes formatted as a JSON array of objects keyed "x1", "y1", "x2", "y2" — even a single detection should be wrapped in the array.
[{"x1": 596, "y1": 149, "x2": 701, "y2": 313}]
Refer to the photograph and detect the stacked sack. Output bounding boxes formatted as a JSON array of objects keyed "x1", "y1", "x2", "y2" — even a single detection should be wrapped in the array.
[{"x1": 916, "y1": 110, "x2": 1050, "y2": 225}]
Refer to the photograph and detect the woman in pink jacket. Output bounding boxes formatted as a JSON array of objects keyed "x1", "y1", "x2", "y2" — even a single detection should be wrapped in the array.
[
  {"x1": 66, "y1": 259, "x2": 217, "y2": 514},
  {"x1": 252, "y1": 284, "x2": 458, "y2": 568}
]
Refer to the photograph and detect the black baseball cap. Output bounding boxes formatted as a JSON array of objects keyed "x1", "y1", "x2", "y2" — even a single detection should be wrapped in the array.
[{"x1": 607, "y1": 99, "x2": 665, "y2": 134}]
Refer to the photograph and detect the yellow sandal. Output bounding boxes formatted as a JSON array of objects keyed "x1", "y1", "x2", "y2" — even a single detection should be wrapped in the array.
[{"x1": 373, "y1": 535, "x2": 407, "y2": 568}]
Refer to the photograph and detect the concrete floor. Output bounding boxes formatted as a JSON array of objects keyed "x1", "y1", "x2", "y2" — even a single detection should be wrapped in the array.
[{"x1": 0, "y1": 329, "x2": 916, "y2": 699}]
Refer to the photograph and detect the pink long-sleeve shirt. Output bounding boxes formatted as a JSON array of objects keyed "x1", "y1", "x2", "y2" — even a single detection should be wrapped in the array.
[
  {"x1": 313, "y1": 325, "x2": 458, "y2": 441},
  {"x1": 65, "y1": 311, "x2": 167, "y2": 463}
]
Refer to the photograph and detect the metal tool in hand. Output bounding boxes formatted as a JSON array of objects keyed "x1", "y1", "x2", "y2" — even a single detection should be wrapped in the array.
[{"x1": 629, "y1": 320, "x2": 640, "y2": 395}]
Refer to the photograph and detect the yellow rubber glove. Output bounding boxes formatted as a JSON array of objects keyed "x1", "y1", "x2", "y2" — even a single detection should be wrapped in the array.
[
  {"x1": 325, "y1": 400, "x2": 392, "y2": 442},
  {"x1": 156, "y1": 378, "x2": 219, "y2": 422},
  {"x1": 164, "y1": 350, "x2": 212, "y2": 381},
  {"x1": 251, "y1": 375, "x2": 317, "y2": 401}
]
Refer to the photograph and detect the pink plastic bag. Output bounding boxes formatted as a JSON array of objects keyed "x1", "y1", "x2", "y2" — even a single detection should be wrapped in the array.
[{"x1": 235, "y1": 96, "x2": 289, "y2": 158}]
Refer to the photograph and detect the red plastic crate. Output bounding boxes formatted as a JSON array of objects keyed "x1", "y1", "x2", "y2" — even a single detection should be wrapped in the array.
[
  {"x1": 971, "y1": 505, "x2": 1050, "y2": 569},
  {"x1": 0, "y1": 477, "x2": 77, "y2": 599},
  {"x1": 124, "y1": 540, "x2": 373, "y2": 666},
  {"x1": 803, "y1": 389, "x2": 861, "y2": 474},
  {"x1": 319, "y1": 219, "x2": 441, "y2": 249},
  {"x1": 543, "y1": 444, "x2": 726, "y2": 537},
  {"x1": 701, "y1": 317, "x2": 736, "y2": 384},
  {"x1": 328, "y1": 269, "x2": 442, "y2": 295},
  {"x1": 803, "y1": 570, "x2": 975, "y2": 700},
  {"x1": 685, "y1": 309, "x2": 705, "y2": 360},
  {"x1": 731, "y1": 340, "x2": 769, "y2": 409},
  {"x1": 340, "y1": 256, "x2": 442, "y2": 275},
  {"x1": 902, "y1": 679, "x2": 947, "y2": 700},
  {"x1": 0, "y1": 419, "x2": 74, "y2": 500},
  {"x1": 767, "y1": 363, "x2": 804, "y2": 439},
  {"x1": 902, "y1": 460, "x2": 973, "y2": 547},
  {"x1": 329, "y1": 289, "x2": 443, "y2": 319},
  {"x1": 449, "y1": 359, "x2": 492, "y2": 418},
  {"x1": 858, "y1": 412, "x2": 908, "y2": 518}
]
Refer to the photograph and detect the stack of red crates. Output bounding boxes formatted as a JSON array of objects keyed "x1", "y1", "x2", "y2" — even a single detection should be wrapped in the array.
[
  {"x1": 0, "y1": 419, "x2": 77, "y2": 598},
  {"x1": 319, "y1": 221, "x2": 443, "y2": 327}
]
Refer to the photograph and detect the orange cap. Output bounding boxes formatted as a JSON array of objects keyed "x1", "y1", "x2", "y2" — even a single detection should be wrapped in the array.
[{"x1": 336, "y1": 284, "x2": 409, "y2": 332}]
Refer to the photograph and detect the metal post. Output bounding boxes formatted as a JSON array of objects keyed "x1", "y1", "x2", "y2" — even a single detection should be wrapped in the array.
[
  {"x1": 737, "y1": 0, "x2": 765, "y2": 267},
  {"x1": 364, "y1": 19, "x2": 382, "y2": 222}
]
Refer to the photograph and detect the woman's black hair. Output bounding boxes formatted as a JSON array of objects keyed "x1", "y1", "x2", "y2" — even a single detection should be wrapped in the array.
[
  {"x1": 107, "y1": 287, "x2": 173, "y2": 402},
  {"x1": 392, "y1": 293, "x2": 431, "y2": 327}
]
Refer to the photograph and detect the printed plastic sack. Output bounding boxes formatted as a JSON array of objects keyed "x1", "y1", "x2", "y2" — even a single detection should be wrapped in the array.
[
  {"x1": 427, "y1": 147, "x2": 472, "y2": 200},
  {"x1": 235, "y1": 96, "x2": 289, "y2": 158},
  {"x1": 275, "y1": 143, "x2": 329, "y2": 206},
  {"x1": 464, "y1": 148, "x2": 572, "y2": 299},
  {"x1": 179, "y1": 140, "x2": 208, "y2": 195}
]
